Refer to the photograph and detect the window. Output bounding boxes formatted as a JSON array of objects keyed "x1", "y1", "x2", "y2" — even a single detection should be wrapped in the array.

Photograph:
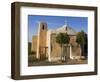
[
  {"x1": 66, "y1": 27, "x2": 67, "y2": 30},
  {"x1": 42, "y1": 25, "x2": 45, "y2": 30}
]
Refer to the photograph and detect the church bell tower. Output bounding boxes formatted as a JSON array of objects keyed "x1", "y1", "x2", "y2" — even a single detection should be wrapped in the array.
[{"x1": 37, "y1": 22, "x2": 47, "y2": 60}]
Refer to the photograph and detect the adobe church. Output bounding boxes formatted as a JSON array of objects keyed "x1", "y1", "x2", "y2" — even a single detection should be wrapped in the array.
[{"x1": 31, "y1": 22, "x2": 82, "y2": 62}]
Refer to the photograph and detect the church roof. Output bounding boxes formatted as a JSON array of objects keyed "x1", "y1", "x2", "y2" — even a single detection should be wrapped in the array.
[{"x1": 51, "y1": 24, "x2": 77, "y2": 35}]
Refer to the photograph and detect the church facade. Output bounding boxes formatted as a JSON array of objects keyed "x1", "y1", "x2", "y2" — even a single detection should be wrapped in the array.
[{"x1": 31, "y1": 22, "x2": 82, "y2": 62}]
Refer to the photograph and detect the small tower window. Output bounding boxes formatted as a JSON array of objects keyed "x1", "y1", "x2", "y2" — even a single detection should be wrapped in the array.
[
  {"x1": 42, "y1": 25, "x2": 45, "y2": 30},
  {"x1": 66, "y1": 27, "x2": 67, "y2": 30}
]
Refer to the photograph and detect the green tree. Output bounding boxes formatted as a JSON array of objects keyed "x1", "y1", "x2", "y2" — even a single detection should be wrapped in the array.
[
  {"x1": 28, "y1": 42, "x2": 31, "y2": 55},
  {"x1": 76, "y1": 30, "x2": 87, "y2": 57},
  {"x1": 56, "y1": 32, "x2": 70, "y2": 61}
]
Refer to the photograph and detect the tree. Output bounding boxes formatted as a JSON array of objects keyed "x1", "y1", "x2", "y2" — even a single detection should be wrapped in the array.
[
  {"x1": 76, "y1": 30, "x2": 87, "y2": 57},
  {"x1": 56, "y1": 32, "x2": 70, "y2": 61},
  {"x1": 28, "y1": 42, "x2": 32, "y2": 55}
]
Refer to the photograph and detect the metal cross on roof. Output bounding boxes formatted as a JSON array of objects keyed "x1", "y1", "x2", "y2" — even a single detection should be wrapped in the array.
[{"x1": 65, "y1": 20, "x2": 68, "y2": 26}]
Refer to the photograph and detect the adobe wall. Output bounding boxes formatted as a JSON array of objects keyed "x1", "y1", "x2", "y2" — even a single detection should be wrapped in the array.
[{"x1": 31, "y1": 36, "x2": 37, "y2": 53}]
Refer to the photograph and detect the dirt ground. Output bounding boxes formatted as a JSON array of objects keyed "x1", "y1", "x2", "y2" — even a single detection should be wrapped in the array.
[{"x1": 28, "y1": 55, "x2": 87, "y2": 66}]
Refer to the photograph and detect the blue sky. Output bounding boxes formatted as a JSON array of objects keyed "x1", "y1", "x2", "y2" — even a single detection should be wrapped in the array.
[{"x1": 28, "y1": 15, "x2": 88, "y2": 42}]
